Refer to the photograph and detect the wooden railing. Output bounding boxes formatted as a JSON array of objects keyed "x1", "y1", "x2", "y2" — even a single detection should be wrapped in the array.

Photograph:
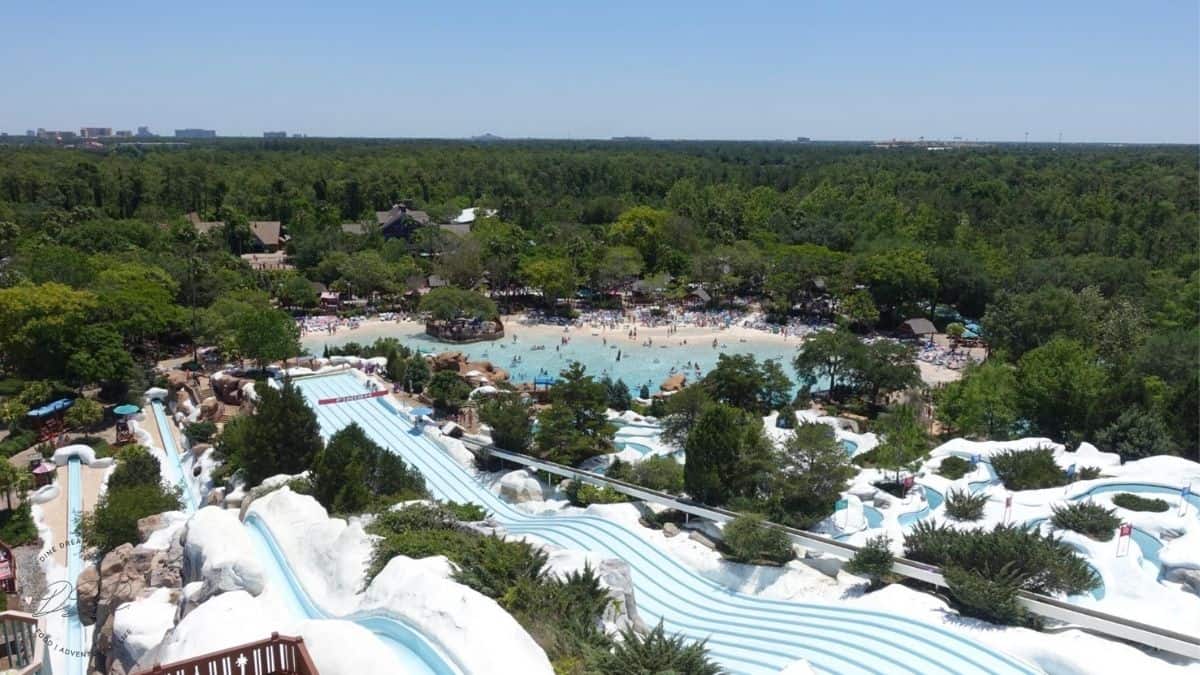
[
  {"x1": 146, "y1": 633, "x2": 318, "y2": 675},
  {"x1": 0, "y1": 611, "x2": 49, "y2": 675}
]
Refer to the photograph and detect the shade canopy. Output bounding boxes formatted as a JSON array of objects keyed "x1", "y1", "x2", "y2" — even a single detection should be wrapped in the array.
[
  {"x1": 27, "y1": 399, "x2": 73, "y2": 418},
  {"x1": 533, "y1": 375, "x2": 557, "y2": 387},
  {"x1": 113, "y1": 404, "x2": 140, "y2": 416},
  {"x1": 409, "y1": 406, "x2": 434, "y2": 417}
]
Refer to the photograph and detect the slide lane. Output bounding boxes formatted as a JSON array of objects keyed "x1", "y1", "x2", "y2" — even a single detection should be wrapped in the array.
[
  {"x1": 298, "y1": 373, "x2": 1036, "y2": 675},
  {"x1": 66, "y1": 458, "x2": 85, "y2": 675},
  {"x1": 147, "y1": 397, "x2": 457, "y2": 675}
]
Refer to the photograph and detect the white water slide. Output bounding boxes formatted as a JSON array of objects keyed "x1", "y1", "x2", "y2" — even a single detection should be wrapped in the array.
[{"x1": 296, "y1": 372, "x2": 1038, "y2": 675}]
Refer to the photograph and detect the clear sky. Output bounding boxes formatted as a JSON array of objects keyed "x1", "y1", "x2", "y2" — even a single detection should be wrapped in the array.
[{"x1": 3, "y1": 1, "x2": 1197, "y2": 142}]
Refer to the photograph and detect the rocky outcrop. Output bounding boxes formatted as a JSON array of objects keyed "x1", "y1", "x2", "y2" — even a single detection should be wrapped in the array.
[
  {"x1": 543, "y1": 547, "x2": 647, "y2": 635},
  {"x1": 1166, "y1": 567, "x2": 1200, "y2": 596},
  {"x1": 660, "y1": 373, "x2": 687, "y2": 392},
  {"x1": 497, "y1": 470, "x2": 545, "y2": 503},
  {"x1": 180, "y1": 507, "x2": 265, "y2": 612},
  {"x1": 76, "y1": 523, "x2": 185, "y2": 675}
]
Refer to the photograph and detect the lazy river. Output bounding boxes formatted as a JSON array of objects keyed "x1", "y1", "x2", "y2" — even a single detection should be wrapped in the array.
[{"x1": 296, "y1": 371, "x2": 1036, "y2": 675}]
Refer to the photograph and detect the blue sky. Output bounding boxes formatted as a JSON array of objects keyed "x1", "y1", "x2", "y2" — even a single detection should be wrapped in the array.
[{"x1": 3, "y1": 1, "x2": 1197, "y2": 142}]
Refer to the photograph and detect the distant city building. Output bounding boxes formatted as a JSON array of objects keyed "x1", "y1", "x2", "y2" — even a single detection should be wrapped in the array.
[
  {"x1": 175, "y1": 128, "x2": 216, "y2": 138},
  {"x1": 80, "y1": 127, "x2": 113, "y2": 138},
  {"x1": 37, "y1": 129, "x2": 77, "y2": 141},
  {"x1": 137, "y1": 126, "x2": 153, "y2": 137},
  {"x1": 25, "y1": 130, "x2": 34, "y2": 137},
  {"x1": 796, "y1": 136, "x2": 811, "y2": 142},
  {"x1": 611, "y1": 136, "x2": 651, "y2": 141},
  {"x1": 291, "y1": 133, "x2": 305, "y2": 138},
  {"x1": 263, "y1": 131, "x2": 287, "y2": 138},
  {"x1": 115, "y1": 130, "x2": 132, "y2": 138}
]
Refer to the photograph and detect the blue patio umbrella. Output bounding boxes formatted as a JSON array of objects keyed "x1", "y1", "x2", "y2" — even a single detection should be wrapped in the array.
[
  {"x1": 410, "y1": 406, "x2": 434, "y2": 418},
  {"x1": 113, "y1": 404, "x2": 140, "y2": 417}
]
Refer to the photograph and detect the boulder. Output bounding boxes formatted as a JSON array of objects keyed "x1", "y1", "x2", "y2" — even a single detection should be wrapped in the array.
[
  {"x1": 543, "y1": 548, "x2": 647, "y2": 635},
  {"x1": 800, "y1": 552, "x2": 843, "y2": 579},
  {"x1": 688, "y1": 530, "x2": 719, "y2": 550},
  {"x1": 137, "y1": 514, "x2": 166, "y2": 542},
  {"x1": 1166, "y1": 568, "x2": 1200, "y2": 596},
  {"x1": 198, "y1": 397, "x2": 219, "y2": 420},
  {"x1": 660, "y1": 373, "x2": 687, "y2": 392},
  {"x1": 662, "y1": 522, "x2": 681, "y2": 538},
  {"x1": 498, "y1": 470, "x2": 545, "y2": 503},
  {"x1": 180, "y1": 507, "x2": 265, "y2": 610}
]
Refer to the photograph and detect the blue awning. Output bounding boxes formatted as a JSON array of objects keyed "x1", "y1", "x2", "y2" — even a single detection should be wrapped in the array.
[
  {"x1": 533, "y1": 375, "x2": 557, "y2": 386},
  {"x1": 27, "y1": 398, "x2": 73, "y2": 418},
  {"x1": 410, "y1": 406, "x2": 434, "y2": 417}
]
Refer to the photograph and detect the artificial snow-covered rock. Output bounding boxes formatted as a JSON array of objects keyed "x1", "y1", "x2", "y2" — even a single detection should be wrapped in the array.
[
  {"x1": 109, "y1": 587, "x2": 178, "y2": 673},
  {"x1": 498, "y1": 469, "x2": 545, "y2": 503},
  {"x1": 180, "y1": 506, "x2": 264, "y2": 608},
  {"x1": 543, "y1": 546, "x2": 647, "y2": 634},
  {"x1": 249, "y1": 488, "x2": 554, "y2": 675},
  {"x1": 52, "y1": 443, "x2": 97, "y2": 465}
]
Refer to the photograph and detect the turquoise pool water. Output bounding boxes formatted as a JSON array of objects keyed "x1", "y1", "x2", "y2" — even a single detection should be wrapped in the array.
[{"x1": 304, "y1": 327, "x2": 817, "y2": 393}]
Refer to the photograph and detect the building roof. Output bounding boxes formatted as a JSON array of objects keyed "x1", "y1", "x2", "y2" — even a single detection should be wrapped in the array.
[
  {"x1": 427, "y1": 275, "x2": 449, "y2": 288},
  {"x1": 439, "y1": 222, "x2": 472, "y2": 237},
  {"x1": 186, "y1": 212, "x2": 225, "y2": 235},
  {"x1": 377, "y1": 204, "x2": 430, "y2": 229},
  {"x1": 341, "y1": 222, "x2": 370, "y2": 236},
  {"x1": 249, "y1": 221, "x2": 282, "y2": 247},
  {"x1": 900, "y1": 318, "x2": 936, "y2": 335},
  {"x1": 239, "y1": 251, "x2": 292, "y2": 271},
  {"x1": 688, "y1": 287, "x2": 711, "y2": 302}
]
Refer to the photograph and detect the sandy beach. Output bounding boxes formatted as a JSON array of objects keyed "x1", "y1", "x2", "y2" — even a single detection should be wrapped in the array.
[{"x1": 301, "y1": 313, "x2": 973, "y2": 387}]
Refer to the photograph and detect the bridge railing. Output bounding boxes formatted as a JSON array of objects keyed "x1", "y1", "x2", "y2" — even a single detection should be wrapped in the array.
[
  {"x1": 0, "y1": 611, "x2": 49, "y2": 675},
  {"x1": 147, "y1": 632, "x2": 318, "y2": 675}
]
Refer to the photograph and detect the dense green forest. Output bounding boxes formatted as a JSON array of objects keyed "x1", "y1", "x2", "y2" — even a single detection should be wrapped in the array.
[{"x1": 0, "y1": 139, "x2": 1195, "y2": 459}]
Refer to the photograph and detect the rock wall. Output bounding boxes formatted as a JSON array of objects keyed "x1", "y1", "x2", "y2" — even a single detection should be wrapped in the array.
[{"x1": 75, "y1": 516, "x2": 184, "y2": 674}]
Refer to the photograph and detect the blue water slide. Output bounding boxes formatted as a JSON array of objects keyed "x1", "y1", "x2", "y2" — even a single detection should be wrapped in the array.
[
  {"x1": 149, "y1": 398, "x2": 457, "y2": 675},
  {"x1": 296, "y1": 372, "x2": 1036, "y2": 675}
]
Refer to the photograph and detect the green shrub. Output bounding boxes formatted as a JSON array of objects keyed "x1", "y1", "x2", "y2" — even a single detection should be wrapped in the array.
[
  {"x1": 444, "y1": 501, "x2": 487, "y2": 521},
  {"x1": 0, "y1": 503, "x2": 39, "y2": 546},
  {"x1": 453, "y1": 535, "x2": 549, "y2": 599},
  {"x1": 845, "y1": 535, "x2": 893, "y2": 590},
  {"x1": 943, "y1": 563, "x2": 1031, "y2": 626},
  {"x1": 591, "y1": 622, "x2": 722, "y2": 675},
  {"x1": 566, "y1": 481, "x2": 629, "y2": 506},
  {"x1": 77, "y1": 483, "x2": 182, "y2": 553},
  {"x1": 990, "y1": 447, "x2": 1067, "y2": 490},
  {"x1": 903, "y1": 521, "x2": 1098, "y2": 597},
  {"x1": 944, "y1": 489, "x2": 988, "y2": 521},
  {"x1": 184, "y1": 421, "x2": 218, "y2": 444},
  {"x1": 108, "y1": 445, "x2": 163, "y2": 492},
  {"x1": 1111, "y1": 493, "x2": 1170, "y2": 512},
  {"x1": 1050, "y1": 501, "x2": 1121, "y2": 541},
  {"x1": 0, "y1": 431, "x2": 37, "y2": 458},
  {"x1": 1077, "y1": 466, "x2": 1102, "y2": 481},
  {"x1": 608, "y1": 456, "x2": 684, "y2": 493},
  {"x1": 722, "y1": 514, "x2": 794, "y2": 565},
  {"x1": 937, "y1": 455, "x2": 972, "y2": 480}
]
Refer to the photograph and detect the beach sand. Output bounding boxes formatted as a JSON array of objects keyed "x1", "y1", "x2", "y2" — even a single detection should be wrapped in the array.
[{"x1": 301, "y1": 314, "x2": 968, "y2": 387}]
